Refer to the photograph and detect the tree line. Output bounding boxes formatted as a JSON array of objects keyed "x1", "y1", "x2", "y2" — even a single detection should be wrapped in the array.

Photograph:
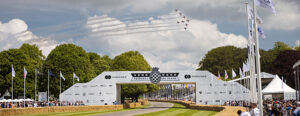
[
  {"x1": 198, "y1": 41, "x2": 300, "y2": 89},
  {"x1": 0, "y1": 43, "x2": 158, "y2": 101}
]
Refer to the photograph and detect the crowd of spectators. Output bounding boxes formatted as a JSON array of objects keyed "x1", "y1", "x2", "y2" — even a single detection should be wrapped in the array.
[
  {"x1": 0, "y1": 101, "x2": 84, "y2": 108},
  {"x1": 263, "y1": 99, "x2": 300, "y2": 116}
]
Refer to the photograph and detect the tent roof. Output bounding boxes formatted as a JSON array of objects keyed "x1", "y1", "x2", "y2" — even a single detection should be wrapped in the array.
[
  {"x1": 293, "y1": 60, "x2": 300, "y2": 69},
  {"x1": 262, "y1": 75, "x2": 295, "y2": 94}
]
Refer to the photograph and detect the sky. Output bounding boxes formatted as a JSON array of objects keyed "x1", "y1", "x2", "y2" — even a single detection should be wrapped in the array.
[{"x1": 0, "y1": 0, "x2": 299, "y2": 71}]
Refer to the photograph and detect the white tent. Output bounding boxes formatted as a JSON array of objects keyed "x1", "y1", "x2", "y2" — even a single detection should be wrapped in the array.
[
  {"x1": 262, "y1": 75, "x2": 295, "y2": 94},
  {"x1": 262, "y1": 75, "x2": 296, "y2": 100}
]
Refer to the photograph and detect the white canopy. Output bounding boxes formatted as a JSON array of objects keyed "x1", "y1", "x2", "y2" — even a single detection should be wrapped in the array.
[
  {"x1": 262, "y1": 75, "x2": 296, "y2": 94},
  {"x1": 293, "y1": 60, "x2": 300, "y2": 69}
]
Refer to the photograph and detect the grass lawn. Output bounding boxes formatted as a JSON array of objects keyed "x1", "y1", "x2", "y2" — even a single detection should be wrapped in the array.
[
  {"x1": 134, "y1": 103, "x2": 217, "y2": 116},
  {"x1": 18, "y1": 103, "x2": 152, "y2": 116}
]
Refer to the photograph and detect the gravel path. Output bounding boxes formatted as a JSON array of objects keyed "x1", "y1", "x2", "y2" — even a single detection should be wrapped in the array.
[{"x1": 92, "y1": 102, "x2": 173, "y2": 116}]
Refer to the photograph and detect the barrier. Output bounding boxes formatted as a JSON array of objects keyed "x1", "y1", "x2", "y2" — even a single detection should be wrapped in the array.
[
  {"x1": 150, "y1": 99, "x2": 247, "y2": 116},
  {"x1": 124, "y1": 99, "x2": 149, "y2": 108},
  {"x1": 0, "y1": 99, "x2": 149, "y2": 116},
  {"x1": 0, "y1": 105, "x2": 123, "y2": 116}
]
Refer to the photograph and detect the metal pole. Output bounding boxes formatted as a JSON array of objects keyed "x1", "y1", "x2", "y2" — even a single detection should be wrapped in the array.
[
  {"x1": 48, "y1": 70, "x2": 49, "y2": 105},
  {"x1": 24, "y1": 67, "x2": 25, "y2": 107},
  {"x1": 252, "y1": 0, "x2": 263, "y2": 115},
  {"x1": 60, "y1": 71, "x2": 61, "y2": 103},
  {"x1": 35, "y1": 69, "x2": 37, "y2": 101},
  {"x1": 12, "y1": 64, "x2": 13, "y2": 99},
  {"x1": 295, "y1": 70, "x2": 298, "y2": 100},
  {"x1": 296, "y1": 66, "x2": 300, "y2": 100},
  {"x1": 73, "y1": 74, "x2": 74, "y2": 104}
]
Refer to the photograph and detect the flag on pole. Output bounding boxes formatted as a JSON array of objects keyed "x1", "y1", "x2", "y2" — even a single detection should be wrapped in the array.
[
  {"x1": 257, "y1": 27, "x2": 266, "y2": 39},
  {"x1": 225, "y1": 70, "x2": 228, "y2": 79},
  {"x1": 248, "y1": 7, "x2": 263, "y2": 24},
  {"x1": 218, "y1": 72, "x2": 221, "y2": 80},
  {"x1": 256, "y1": 0, "x2": 276, "y2": 15},
  {"x1": 232, "y1": 69, "x2": 237, "y2": 78},
  {"x1": 24, "y1": 67, "x2": 27, "y2": 79},
  {"x1": 49, "y1": 71, "x2": 56, "y2": 77},
  {"x1": 239, "y1": 68, "x2": 244, "y2": 78},
  {"x1": 243, "y1": 63, "x2": 247, "y2": 72},
  {"x1": 73, "y1": 73, "x2": 79, "y2": 81},
  {"x1": 60, "y1": 71, "x2": 65, "y2": 81},
  {"x1": 12, "y1": 65, "x2": 15, "y2": 77}
]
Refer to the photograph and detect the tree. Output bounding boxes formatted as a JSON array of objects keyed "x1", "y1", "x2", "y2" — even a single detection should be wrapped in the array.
[
  {"x1": 271, "y1": 50, "x2": 300, "y2": 89},
  {"x1": 197, "y1": 46, "x2": 247, "y2": 80},
  {"x1": 42, "y1": 44, "x2": 96, "y2": 98},
  {"x1": 111, "y1": 51, "x2": 155, "y2": 102},
  {"x1": 88, "y1": 52, "x2": 110, "y2": 75},
  {"x1": 295, "y1": 46, "x2": 300, "y2": 51},
  {"x1": 0, "y1": 44, "x2": 44, "y2": 99},
  {"x1": 111, "y1": 51, "x2": 151, "y2": 71},
  {"x1": 272, "y1": 41, "x2": 292, "y2": 53}
]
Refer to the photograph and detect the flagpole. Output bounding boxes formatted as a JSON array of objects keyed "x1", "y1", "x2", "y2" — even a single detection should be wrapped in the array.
[
  {"x1": 245, "y1": 2, "x2": 252, "y2": 103},
  {"x1": 60, "y1": 71, "x2": 61, "y2": 104},
  {"x1": 252, "y1": 0, "x2": 263, "y2": 115},
  {"x1": 12, "y1": 64, "x2": 13, "y2": 99},
  {"x1": 35, "y1": 69, "x2": 37, "y2": 101},
  {"x1": 48, "y1": 69, "x2": 49, "y2": 105},
  {"x1": 24, "y1": 68, "x2": 25, "y2": 107},
  {"x1": 73, "y1": 74, "x2": 74, "y2": 105}
]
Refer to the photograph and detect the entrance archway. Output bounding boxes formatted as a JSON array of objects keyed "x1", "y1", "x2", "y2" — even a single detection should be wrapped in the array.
[{"x1": 60, "y1": 68, "x2": 249, "y2": 105}]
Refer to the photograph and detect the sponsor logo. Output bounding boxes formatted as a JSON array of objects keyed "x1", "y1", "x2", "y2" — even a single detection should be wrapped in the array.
[
  {"x1": 105, "y1": 75, "x2": 111, "y2": 79},
  {"x1": 192, "y1": 75, "x2": 206, "y2": 78},
  {"x1": 131, "y1": 67, "x2": 180, "y2": 82},
  {"x1": 150, "y1": 67, "x2": 161, "y2": 84},
  {"x1": 184, "y1": 75, "x2": 191, "y2": 79},
  {"x1": 100, "y1": 84, "x2": 107, "y2": 87}
]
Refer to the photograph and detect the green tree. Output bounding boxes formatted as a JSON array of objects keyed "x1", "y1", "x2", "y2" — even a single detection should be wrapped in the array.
[
  {"x1": 111, "y1": 51, "x2": 155, "y2": 102},
  {"x1": 42, "y1": 44, "x2": 96, "y2": 98},
  {"x1": 271, "y1": 50, "x2": 300, "y2": 89},
  {"x1": 197, "y1": 46, "x2": 247, "y2": 80},
  {"x1": 295, "y1": 46, "x2": 300, "y2": 51},
  {"x1": 272, "y1": 41, "x2": 292, "y2": 53},
  {"x1": 111, "y1": 51, "x2": 151, "y2": 71},
  {"x1": 88, "y1": 52, "x2": 110, "y2": 75},
  {"x1": 0, "y1": 44, "x2": 44, "y2": 99}
]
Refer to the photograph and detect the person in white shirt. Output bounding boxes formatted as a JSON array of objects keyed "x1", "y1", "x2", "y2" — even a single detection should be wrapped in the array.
[
  {"x1": 237, "y1": 110, "x2": 251, "y2": 116},
  {"x1": 250, "y1": 103, "x2": 260, "y2": 116}
]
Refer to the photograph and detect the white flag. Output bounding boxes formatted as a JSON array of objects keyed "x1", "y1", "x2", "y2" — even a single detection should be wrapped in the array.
[
  {"x1": 256, "y1": 0, "x2": 276, "y2": 15},
  {"x1": 232, "y1": 69, "x2": 237, "y2": 78},
  {"x1": 225, "y1": 70, "x2": 228, "y2": 79},
  {"x1": 239, "y1": 68, "x2": 244, "y2": 78},
  {"x1": 258, "y1": 27, "x2": 266, "y2": 39},
  {"x1": 73, "y1": 72, "x2": 79, "y2": 81},
  {"x1": 60, "y1": 71, "x2": 65, "y2": 81},
  {"x1": 12, "y1": 65, "x2": 15, "y2": 77},
  {"x1": 248, "y1": 7, "x2": 263, "y2": 24},
  {"x1": 243, "y1": 63, "x2": 248, "y2": 72},
  {"x1": 24, "y1": 67, "x2": 27, "y2": 79}
]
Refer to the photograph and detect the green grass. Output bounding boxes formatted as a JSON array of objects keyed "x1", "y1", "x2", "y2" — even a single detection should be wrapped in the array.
[
  {"x1": 18, "y1": 103, "x2": 152, "y2": 116},
  {"x1": 134, "y1": 103, "x2": 217, "y2": 116}
]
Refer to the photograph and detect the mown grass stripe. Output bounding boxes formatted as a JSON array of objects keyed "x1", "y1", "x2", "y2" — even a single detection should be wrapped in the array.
[{"x1": 135, "y1": 103, "x2": 217, "y2": 116}]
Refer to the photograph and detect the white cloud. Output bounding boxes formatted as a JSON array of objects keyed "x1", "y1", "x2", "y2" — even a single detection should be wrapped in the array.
[
  {"x1": 79, "y1": 14, "x2": 247, "y2": 71},
  {"x1": 262, "y1": 0, "x2": 300, "y2": 31},
  {"x1": 296, "y1": 40, "x2": 300, "y2": 46},
  {"x1": 0, "y1": 19, "x2": 58, "y2": 56}
]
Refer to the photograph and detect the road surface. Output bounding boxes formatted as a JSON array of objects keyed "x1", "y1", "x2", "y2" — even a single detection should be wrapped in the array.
[{"x1": 93, "y1": 102, "x2": 173, "y2": 116}]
